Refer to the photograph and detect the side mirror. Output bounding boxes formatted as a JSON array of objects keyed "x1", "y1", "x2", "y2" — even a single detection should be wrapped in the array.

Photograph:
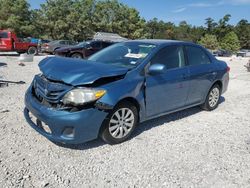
[{"x1": 148, "y1": 64, "x2": 166, "y2": 75}]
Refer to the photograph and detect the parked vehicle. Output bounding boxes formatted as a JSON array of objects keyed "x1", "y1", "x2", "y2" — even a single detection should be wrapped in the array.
[
  {"x1": 237, "y1": 49, "x2": 250, "y2": 57},
  {"x1": 41, "y1": 40, "x2": 77, "y2": 54},
  {"x1": 55, "y1": 40, "x2": 115, "y2": 59},
  {"x1": 38, "y1": 39, "x2": 51, "y2": 53},
  {"x1": 0, "y1": 30, "x2": 38, "y2": 54},
  {"x1": 212, "y1": 49, "x2": 232, "y2": 57},
  {"x1": 93, "y1": 32, "x2": 128, "y2": 42},
  {"x1": 24, "y1": 40, "x2": 230, "y2": 145}
]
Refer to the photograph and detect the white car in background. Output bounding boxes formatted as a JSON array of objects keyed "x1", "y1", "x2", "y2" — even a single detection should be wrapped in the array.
[{"x1": 237, "y1": 49, "x2": 250, "y2": 57}]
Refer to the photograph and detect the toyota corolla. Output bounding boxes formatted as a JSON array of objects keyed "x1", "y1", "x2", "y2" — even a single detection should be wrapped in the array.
[{"x1": 24, "y1": 40, "x2": 229, "y2": 145}]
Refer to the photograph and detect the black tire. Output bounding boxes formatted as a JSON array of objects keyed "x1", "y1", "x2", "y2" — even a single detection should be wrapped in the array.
[
  {"x1": 71, "y1": 53, "x2": 83, "y2": 59},
  {"x1": 27, "y1": 46, "x2": 38, "y2": 55},
  {"x1": 201, "y1": 84, "x2": 221, "y2": 111},
  {"x1": 100, "y1": 102, "x2": 138, "y2": 145}
]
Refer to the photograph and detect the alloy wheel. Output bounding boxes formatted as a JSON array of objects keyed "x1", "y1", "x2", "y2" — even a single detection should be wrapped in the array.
[
  {"x1": 109, "y1": 108, "x2": 135, "y2": 139},
  {"x1": 208, "y1": 87, "x2": 220, "y2": 107}
]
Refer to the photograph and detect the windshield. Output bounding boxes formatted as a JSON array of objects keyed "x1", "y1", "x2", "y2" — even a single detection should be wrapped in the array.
[
  {"x1": 0, "y1": 32, "x2": 8, "y2": 38},
  {"x1": 88, "y1": 42, "x2": 156, "y2": 68},
  {"x1": 76, "y1": 41, "x2": 90, "y2": 47}
]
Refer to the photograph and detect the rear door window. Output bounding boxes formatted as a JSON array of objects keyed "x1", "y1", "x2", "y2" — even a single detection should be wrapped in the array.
[
  {"x1": 59, "y1": 41, "x2": 67, "y2": 45},
  {"x1": 69, "y1": 41, "x2": 76, "y2": 45},
  {"x1": 185, "y1": 46, "x2": 211, "y2": 66},
  {"x1": 0, "y1": 32, "x2": 8, "y2": 38},
  {"x1": 151, "y1": 45, "x2": 185, "y2": 70}
]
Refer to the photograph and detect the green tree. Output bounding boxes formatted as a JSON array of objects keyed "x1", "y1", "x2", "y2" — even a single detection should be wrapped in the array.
[
  {"x1": 33, "y1": 0, "x2": 75, "y2": 40},
  {"x1": 198, "y1": 34, "x2": 219, "y2": 50},
  {"x1": 145, "y1": 18, "x2": 166, "y2": 39},
  {"x1": 220, "y1": 31, "x2": 240, "y2": 53},
  {"x1": 93, "y1": 0, "x2": 145, "y2": 39},
  {"x1": 174, "y1": 21, "x2": 193, "y2": 41},
  {"x1": 235, "y1": 19, "x2": 250, "y2": 49},
  {"x1": 205, "y1": 17, "x2": 217, "y2": 34},
  {"x1": 215, "y1": 14, "x2": 234, "y2": 41},
  {"x1": 0, "y1": 0, "x2": 34, "y2": 37},
  {"x1": 164, "y1": 22, "x2": 175, "y2": 39}
]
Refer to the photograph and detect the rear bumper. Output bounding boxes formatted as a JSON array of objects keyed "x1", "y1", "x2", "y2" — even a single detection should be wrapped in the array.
[
  {"x1": 221, "y1": 72, "x2": 229, "y2": 94},
  {"x1": 41, "y1": 47, "x2": 53, "y2": 53},
  {"x1": 24, "y1": 88, "x2": 108, "y2": 144}
]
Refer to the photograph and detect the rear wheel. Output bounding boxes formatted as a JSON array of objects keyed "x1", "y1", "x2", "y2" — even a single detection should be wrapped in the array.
[
  {"x1": 27, "y1": 46, "x2": 37, "y2": 55},
  {"x1": 100, "y1": 102, "x2": 138, "y2": 145},
  {"x1": 201, "y1": 84, "x2": 221, "y2": 111},
  {"x1": 71, "y1": 53, "x2": 83, "y2": 59}
]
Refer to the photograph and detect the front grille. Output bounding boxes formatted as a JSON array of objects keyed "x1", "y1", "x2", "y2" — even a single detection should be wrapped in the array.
[{"x1": 32, "y1": 75, "x2": 72, "y2": 106}]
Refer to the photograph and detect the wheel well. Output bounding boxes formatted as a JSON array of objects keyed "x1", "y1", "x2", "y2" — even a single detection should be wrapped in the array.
[
  {"x1": 213, "y1": 80, "x2": 223, "y2": 91},
  {"x1": 117, "y1": 97, "x2": 140, "y2": 121},
  {"x1": 53, "y1": 47, "x2": 60, "y2": 52},
  {"x1": 98, "y1": 97, "x2": 140, "y2": 136}
]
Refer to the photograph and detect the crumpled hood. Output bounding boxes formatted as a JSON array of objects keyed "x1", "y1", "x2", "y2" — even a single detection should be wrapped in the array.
[{"x1": 39, "y1": 57, "x2": 129, "y2": 86}]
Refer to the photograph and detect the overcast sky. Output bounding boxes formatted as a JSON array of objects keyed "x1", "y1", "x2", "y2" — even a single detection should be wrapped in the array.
[{"x1": 28, "y1": 0, "x2": 250, "y2": 26}]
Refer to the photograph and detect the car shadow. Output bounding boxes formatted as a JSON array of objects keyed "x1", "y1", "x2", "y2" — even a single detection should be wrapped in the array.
[
  {"x1": 54, "y1": 96, "x2": 225, "y2": 150},
  {"x1": 0, "y1": 62, "x2": 7, "y2": 67}
]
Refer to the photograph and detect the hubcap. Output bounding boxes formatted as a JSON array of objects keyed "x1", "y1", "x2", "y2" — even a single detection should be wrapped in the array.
[
  {"x1": 208, "y1": 87, "x2": 220, "y2": 107},
  {"x1": 109, "y1": 108, "x2": 135, "y2": 139}
]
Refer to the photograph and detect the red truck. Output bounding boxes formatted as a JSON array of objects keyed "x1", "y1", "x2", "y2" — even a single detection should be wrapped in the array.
[{"x1": 0, "y1": 30, "x2": 38, "y2": 55}]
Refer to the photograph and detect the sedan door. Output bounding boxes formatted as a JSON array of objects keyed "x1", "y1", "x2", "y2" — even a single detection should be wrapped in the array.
[
  {"x1": 145, "y1": 45, "x2": 190, "y2": 117},
  {"x1": 184, "y1": 45, "x2": 217, "y2": 105}
]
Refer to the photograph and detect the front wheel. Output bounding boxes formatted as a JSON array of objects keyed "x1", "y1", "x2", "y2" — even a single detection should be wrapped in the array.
[
  {"x1": 100, "y1": 102, "x2": 138, "y2": 145},
  {"x1": 27, "y1": 46, "x2": 38, "y2": 55},
  {"x1": 201, "y1": 84, "x2": 221, "y2": 111}
]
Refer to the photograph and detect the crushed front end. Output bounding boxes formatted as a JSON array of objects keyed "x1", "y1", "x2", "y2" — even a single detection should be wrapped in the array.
[{"x1": 24, "y1": 74, "x2": 108, "y2": 144}]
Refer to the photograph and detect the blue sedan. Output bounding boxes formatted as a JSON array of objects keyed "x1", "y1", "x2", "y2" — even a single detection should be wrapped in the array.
[{"x1": 24, "y1": 40, "x2": 229, "y2": 145}]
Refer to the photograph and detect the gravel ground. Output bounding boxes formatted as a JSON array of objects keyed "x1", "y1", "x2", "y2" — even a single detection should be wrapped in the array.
[{"x1": 0, "y1": 54, "x2": 250, "y2": 188}]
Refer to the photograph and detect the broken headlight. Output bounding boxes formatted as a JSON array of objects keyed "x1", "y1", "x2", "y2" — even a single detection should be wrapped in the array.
[{"x1": 62, "y1": 88, "x2": 106, "y2": 106}]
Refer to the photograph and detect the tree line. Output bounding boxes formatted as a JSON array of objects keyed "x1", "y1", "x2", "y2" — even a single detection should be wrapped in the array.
[{"x1": 0, "y1": 0, "x2": 250, "y2": 52}]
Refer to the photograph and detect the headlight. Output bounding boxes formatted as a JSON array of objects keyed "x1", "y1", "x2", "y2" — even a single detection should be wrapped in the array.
[{"x1": 62, "y1": 88, "x2": 106, "y2": 106}]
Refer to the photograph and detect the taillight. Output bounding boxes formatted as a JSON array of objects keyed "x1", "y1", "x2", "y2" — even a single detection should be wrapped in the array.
[{"x1": 226, "y1": 66, "x2": 230, "y2": 72}]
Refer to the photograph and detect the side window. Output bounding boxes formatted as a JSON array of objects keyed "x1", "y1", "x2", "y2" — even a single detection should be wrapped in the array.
[
  {"x1": 59, "y1": 41, "x2": 66, "y2": 45},
  {"x1": 186, "y1": 46, "x2": 211, "y2": 65},
  {"x1": 0, "y1": 32, "x2": 8, "y2": 38},
  {"x1": 69, "y1": 41, "x2": 76, "y2": 45},
  {"x1": 91, "y1": 42, "x2": 101, "y2": 49},
  {"x1": 151, "y1": 46, "x2": 185, "y2": 69}
]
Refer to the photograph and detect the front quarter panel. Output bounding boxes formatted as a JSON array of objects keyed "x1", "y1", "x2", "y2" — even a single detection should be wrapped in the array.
[{"x1": 96, "y1": 71, "x2": 146, "y2": 121}]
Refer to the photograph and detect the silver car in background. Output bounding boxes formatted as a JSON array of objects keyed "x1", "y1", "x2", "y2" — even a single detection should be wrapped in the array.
[{"x1": 41, "y1": 40, "x2": 77, "y2": 54}]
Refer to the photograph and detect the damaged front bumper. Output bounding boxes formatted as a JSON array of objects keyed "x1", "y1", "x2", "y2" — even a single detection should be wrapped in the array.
[{"x1": 24, "y1": 88, "x2": 108, "y2": 144}]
